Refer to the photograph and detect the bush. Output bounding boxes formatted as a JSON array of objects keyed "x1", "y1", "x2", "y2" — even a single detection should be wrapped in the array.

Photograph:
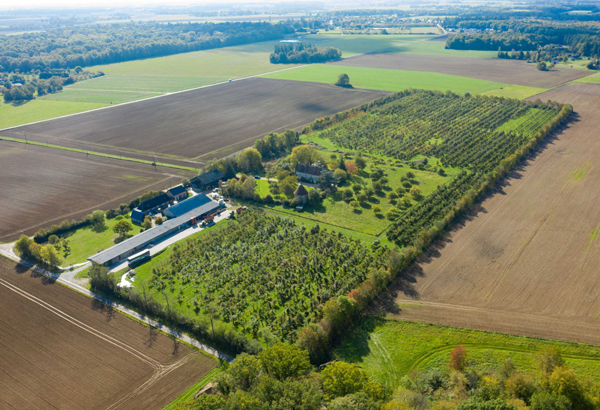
[{"x1": 48, "y1": 234, "x2": 59, "y2": 244}]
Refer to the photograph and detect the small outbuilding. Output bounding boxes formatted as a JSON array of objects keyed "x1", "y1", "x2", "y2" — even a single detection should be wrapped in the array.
[
  {"x1": 294, "y1": 184, "x2": 309, "y2": 204},
  {"x1": 166, "y1": 185, "x2": 188, "y2": 201},
  {"x1": 130, "y1": 209, "x2": 146, "y2": 224}
]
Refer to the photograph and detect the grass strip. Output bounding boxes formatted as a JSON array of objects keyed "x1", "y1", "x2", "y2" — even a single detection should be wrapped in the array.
[
  {"x1": 162, "y1": 368, "x2": 222, "y2": 410},
  {"x1": 0, "y1": 136, "x2": 198, "y2": 172}
]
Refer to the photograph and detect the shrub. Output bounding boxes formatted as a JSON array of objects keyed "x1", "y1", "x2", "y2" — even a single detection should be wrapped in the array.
[
  {"x1": 48, "y1": 234, "x2": 59, "y2": 244},
  {"x1": 450, "y1": 345, "x2": 468, "y2": 372}
]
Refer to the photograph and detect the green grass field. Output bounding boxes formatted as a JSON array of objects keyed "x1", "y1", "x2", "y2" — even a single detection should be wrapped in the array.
[
  {"x1": 575, "y1": 71, "x2": 600, "y2": 83},
  {"x1": 0, "y1": 100, "x2": 107, "y2": 129},
  {"x1": 481, "y1": 85, "x2": 548, "y2": 100},
  {"x1": 336, "y1": 317, "x2": 600, "y2": 390},
  {"x1": 56, "y1": 215, "x2": 142, "y2": 266},
  {"x1": 262, "y1": 64, "x2": 506, "y2": 94}
]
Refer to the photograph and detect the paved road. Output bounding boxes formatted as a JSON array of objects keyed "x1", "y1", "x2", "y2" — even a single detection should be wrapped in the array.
[{"x1": 0, "y1": 243, "x2": 233, "y2": 363}]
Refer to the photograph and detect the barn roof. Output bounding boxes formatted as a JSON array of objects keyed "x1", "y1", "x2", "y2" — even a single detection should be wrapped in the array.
[
  {"x1": 191, "y1": 169, "x2": 225, "y2": 186},
  {"x1": 138, "y1": 193, "x2": 171, "y2": 212},
  {"x1": 167, "y1": 185, "x2": 187, "y2": 197},
  {"x1": 294, "y1": 184, "x2": 309, "y2": 196},
  {"x1": 164, "y1": 194, "x2": 214, "y2": 218},
  {"x1": 295, "y1": 163, "x2": 323, "y2": 176}
]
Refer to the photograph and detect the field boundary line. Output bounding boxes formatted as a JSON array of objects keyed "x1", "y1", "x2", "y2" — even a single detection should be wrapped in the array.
[{"x1": 0, "y1": 250, "x2": 233, "y2": 363}]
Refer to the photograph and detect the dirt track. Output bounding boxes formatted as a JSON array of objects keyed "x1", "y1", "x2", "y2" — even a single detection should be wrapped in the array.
[
  {"x1": 0, "y1": 141, "x2": 192, "y2": 241},
  {"x1": 386, "y1": 83, "x2": 600, "y2": 345},
  {"x1": 2, "y1": 78, "x2": 387, "y2": 160},
  {"x1": 334, "y1": 53, "x2": 591, "y2": 88},
  {"x1": 0, "y1": 257, "x2": 215, "y2": 410}
]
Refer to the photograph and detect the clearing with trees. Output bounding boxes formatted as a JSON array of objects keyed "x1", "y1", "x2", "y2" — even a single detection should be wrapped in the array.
[{"x1": 0, "y1": 257, "x2": 216, "y2": 410}]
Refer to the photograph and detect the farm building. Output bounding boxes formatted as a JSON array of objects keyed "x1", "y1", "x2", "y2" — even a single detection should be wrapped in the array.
[
  {"x1": 89, "y1": 194, "x2": 223, "y2": 266},
  {"x1": 138, "y1": 193, "x2": 172, "y2": 213},
  {"x1": 191, "y1": 169, "x2": 224, "y2": 190},
  {"x1": 163, "y1": 193, "x2": 219, "y2": 218},
  {"x1": 166, "y1": 185, "x2": 188, "y2": 201},
  {"x1": 294, "y1": 184, "x2": 309, "y2": 204},
  {"x1": 295, "y1": 163, "x2": 324, "y2": 183},
  {"x1": 130, "y1": 209, "x2": 146, "y2": 224}
]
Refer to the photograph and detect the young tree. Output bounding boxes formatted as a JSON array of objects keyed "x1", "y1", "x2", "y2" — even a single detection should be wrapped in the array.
[
  {"x1": 334, "y1": 168, "x2": 347, "y2": 183},
  {"x1": 354, "y1": 155, "x2": 367, "y2": 170},
  {"x1": 308, "y1": 189, "x2": 321, "y2": 205},
  {"x1": 237, "y1": 148, "x2": 263, "y2": 173},
  {"x1": 86, "y1": 210, "x2": 106, "y2": 230},
  {"x1": 449, "y1": 345, "x2": 468, "y2": 372},
  {"x1": 346, "y1": 161, "x2": 359, "y2": 176},
  {"x1": 14, "y1": 235, "x2": 33, "y2": 257},
  {"x1": 142, "y1": 215, "x2": 153, "y2": 230},
  {"x1": 409, "y1": 185, "x2": 422, "y2": 199},
  {"x1": 113, "y1": 219, "x2": 133, "y2": 239},
  {"x1": 296, "y1": 324, "x2": 329, "y2": 364},
  {"x1": 41, "y1": 244, "x2": 62, "y2": 267},
  {"x1": 335, "y1": 73, "x2": 350, "y2": 87},
  {"x1": 290, "y1": 145, "x2": 321, "y2": 167},
  {"x1": 181, "y1": 178, "x2": 191, "y2": 187},
  {"x1": 317, "y1": 170, "x2": 337, "y2": 193},
  {"x1": 338, "y1": 156, "x2": 347, "y2": 171}
]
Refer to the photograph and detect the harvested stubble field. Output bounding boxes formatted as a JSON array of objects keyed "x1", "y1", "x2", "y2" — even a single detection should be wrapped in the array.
[
  {"x1": 2, "y1": 78, "x2": 387, "y2": 160},
  {"x1": 0, "y1": 142, "x2": 192, "y2": 241},
  {"x1": 333, "y1": 53, "x2": 592, "y2": 88},
  {"x1": 386, "y1": 83, "x2": 600, "y2": 346},
  {"x1": 0, "y1": 257, "x2": 216, "y2": 410}
]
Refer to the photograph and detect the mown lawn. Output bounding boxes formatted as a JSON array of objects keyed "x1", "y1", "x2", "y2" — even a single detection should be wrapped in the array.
[
  {"x1": 262, "y1": 65, "x2": 506, "y2": 94},
  {"x1": 57, "y1": 215, "x2": 142, "y2": 266},
  {"x1": 336, "y1": 317, "x2": 600, "y2": 390}
]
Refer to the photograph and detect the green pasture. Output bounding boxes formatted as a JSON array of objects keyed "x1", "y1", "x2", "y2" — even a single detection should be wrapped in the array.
[
  {"x1": 481, "y1": 85, "x2": 548, "y2": 100},
  {"x1": 0, "y1": 100, "x2": 107, "y2": 129},
  {"x1": 262, "y1": 64, "x2": 506, "y2": 94},
  {"x1": 336, "y1": 317, "x2": 600, "y2": 390}
]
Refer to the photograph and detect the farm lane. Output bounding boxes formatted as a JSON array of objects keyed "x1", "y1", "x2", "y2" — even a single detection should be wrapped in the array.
[{"x1": 386, "y1": 83, "x2": 600, "y2": 346}]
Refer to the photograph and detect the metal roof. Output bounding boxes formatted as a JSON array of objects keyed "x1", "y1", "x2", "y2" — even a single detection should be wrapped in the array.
[
  {"x1": 164, "y1": 194, "x2": 213, "y2": 218},
  {"x1": 88, "y1": 198, "x2": 220, "y2": 265}
]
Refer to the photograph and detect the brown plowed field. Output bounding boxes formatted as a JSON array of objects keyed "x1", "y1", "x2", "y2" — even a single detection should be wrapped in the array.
[
  {"x1": 0, "y1": 257, "x2": 216, "y2": 409},
  {"x1": 2, "y1": 78, "x2": 387, "y2": 160},
  {"x1": 334, "y1": 54, "x2": 591, "y2": 88},
  {"x1": 0, "y1": 141, "x2": 192, "y2": 241},
  {"x1": 384, "y1": 83, "x2": 600, "y2": 345}
]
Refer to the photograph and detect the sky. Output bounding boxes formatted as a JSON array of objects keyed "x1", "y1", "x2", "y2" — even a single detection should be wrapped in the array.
[{"x1": 0, "y1": 0, "x2": 275, "y2": 10}]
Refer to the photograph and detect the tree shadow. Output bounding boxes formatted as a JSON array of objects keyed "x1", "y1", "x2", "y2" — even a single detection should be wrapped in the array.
[
  {"x1": 91, "y1": 298, "x2": 116, "y2": 322},
  {"x1": 145, "y1": 327, "x2": 159, "y2": 348}
]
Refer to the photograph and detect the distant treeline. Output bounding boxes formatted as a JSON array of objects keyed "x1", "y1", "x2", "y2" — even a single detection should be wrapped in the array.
[
  {"x1": 445, "y1": 19, "x2": 600, "y2": 57},
  {"x1": 0, "y1": 21, "x2": 294, "y2": 73},
  {"x1": 269, "y1": 42, "x2": 342, "y2": 64}
]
